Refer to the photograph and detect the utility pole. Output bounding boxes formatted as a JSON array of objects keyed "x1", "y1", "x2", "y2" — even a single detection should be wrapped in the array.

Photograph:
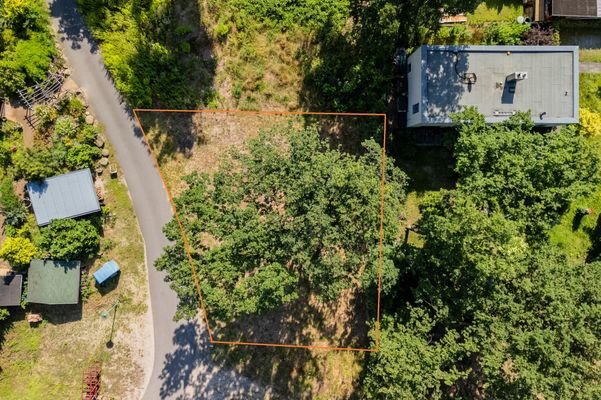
[{"x1": 100, "y1": 298, "x2": 119, "y2": 348}]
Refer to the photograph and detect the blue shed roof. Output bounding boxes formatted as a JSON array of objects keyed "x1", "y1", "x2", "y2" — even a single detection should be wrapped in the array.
[
  {"x1": 27, "y1": 169, "x2": 101, "y2": 226},
  {"x1": 93, "y1": 260, "x2": 120, "y2": 285}
]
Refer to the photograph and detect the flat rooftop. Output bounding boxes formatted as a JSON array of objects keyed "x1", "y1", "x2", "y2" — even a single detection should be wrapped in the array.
[{"x1": 415, "y1": 45, "x2": 578, "y2": 126}]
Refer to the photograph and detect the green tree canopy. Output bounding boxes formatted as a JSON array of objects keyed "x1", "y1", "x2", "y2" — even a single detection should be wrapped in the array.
[
  {"x1": 453, "y1": 109, "x2": 600, "y2": 237},
  {"x1": 156, "y1": 126, "x2": 407, "y2": 321},
  {"x1": 365, "y1": 190, "x2": 601, "y2": 399},
  {"x1": 40, "y1": 218, "x2": 100, "y2": 260},
  {"x1": 0, "y1": 0, "x2": 56, "y2": 94}
]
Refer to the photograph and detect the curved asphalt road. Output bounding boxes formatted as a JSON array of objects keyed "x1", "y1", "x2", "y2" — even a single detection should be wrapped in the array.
[{"x1": 46, "y1": 1, "x2": 268, "y2": 398}]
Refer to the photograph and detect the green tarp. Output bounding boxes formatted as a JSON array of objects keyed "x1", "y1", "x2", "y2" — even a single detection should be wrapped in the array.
[{"x1": 27, "y1": 259, "x2": 81, "y2": 305}]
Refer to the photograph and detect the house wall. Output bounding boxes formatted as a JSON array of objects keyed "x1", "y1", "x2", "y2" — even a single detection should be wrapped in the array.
[{"x1": 406, "y1": 48, "x2": 424, "y2": 128}]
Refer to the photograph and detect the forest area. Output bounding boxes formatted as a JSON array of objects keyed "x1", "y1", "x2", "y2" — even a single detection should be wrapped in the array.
[{"x1": 1, "y1": 0, "x2": 598, "y2": 398}]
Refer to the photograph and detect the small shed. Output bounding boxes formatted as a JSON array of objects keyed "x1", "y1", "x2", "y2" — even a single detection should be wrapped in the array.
[
  {"x1": 27, "y1": 169, "x2": 101, "y2": 226},
  {"x1": 93, "y1": 260, "x2": 120, "y2": 285},
  {"x1": 0, "y1": 273, "x2": 22, "y2": 306},
  {"x1": 27, "y1": 259, "x2": 81, "y2": 305}
]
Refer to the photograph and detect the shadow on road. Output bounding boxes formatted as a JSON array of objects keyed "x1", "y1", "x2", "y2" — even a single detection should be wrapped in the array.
[{"x1": 159, "y1": 320, "x2": 271, "y2": 400}]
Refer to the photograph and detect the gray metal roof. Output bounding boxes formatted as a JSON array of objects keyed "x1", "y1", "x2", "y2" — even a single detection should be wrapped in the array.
[
  {"x1": 552, "y1": 0, "x2": 601, "y2": 17},
  {"x1": 412, "y1": 45, "x2": 578, "y2": 126},
  {"x1": 0, "y1": 273, "x2": 22, "y2": 306},
  {"x1": 27, "y1": 259, "x2": 80, "y2": 305},
  {"x1": 27, "y1": 169, "x2": 101, "y2": 226}
]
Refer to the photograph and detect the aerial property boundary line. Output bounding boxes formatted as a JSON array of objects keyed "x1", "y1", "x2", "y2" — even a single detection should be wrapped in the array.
[{"x1": 132, "y1": 108, "x2": 387, "y2": 352}]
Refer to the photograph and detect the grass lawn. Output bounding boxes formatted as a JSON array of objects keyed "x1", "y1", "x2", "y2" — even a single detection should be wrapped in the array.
[
  {"x1": 549, "y1": 185, "x2": 601, "y2": 263},
  {"x1": 550, "y1": 72, "x2": 601, "y2": 262},
  {"x1": 549, "y1": 134, "x2": 601, "y2": 263},
  {"x1": 581, "y1": 73, "x2": 601, "y2": 113},
  {"x1": 467, "y1": 0, "x2": 523, "y2": 24},
  {"x1": 580, "y1": 49, "x2": 601, "y2": 63},
  {"x1": 0, "y1": 141, "x2": 149, "y2": 400}
]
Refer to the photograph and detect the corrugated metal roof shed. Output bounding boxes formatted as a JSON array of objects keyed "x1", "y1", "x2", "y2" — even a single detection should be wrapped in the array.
[
  {"x1": 552, "y1": 0, "x2": 601, "y2": 17},
  {"x1": 93, "y1": 260, "x2": 120, "y2": 285},
  {"x1": 27, "y1": 259, "x2": 80, "y2": 305},
  {"x1": 0, "y1": 273, "x2": 22, "y2": 306},
  {"x1": 27, "y1": 169, "x2": 101, "y2": 226}
]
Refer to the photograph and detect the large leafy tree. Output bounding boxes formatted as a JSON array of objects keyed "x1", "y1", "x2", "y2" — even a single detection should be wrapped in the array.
[
  {"x1": 365, "y1": 110, "x2": 601, "y2": 399},
  {"x1": 366, "y1": 191, "x2": 601, "y2": 399},
  {"x1": 156, "y1": 126, "x2": 407, "y2": 321},
  {"x1": 453, "y1": 109, "x2": 600, "y2": 237}
]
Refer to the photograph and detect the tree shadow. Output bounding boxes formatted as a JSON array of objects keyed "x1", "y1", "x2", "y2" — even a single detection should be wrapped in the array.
[
  {"x1": 586, "y1": 214, "x2": 601, "y2": 262},
  {"x1": 214, "y1": 284, "x2": 369, "y2": 349},
  {"x1": 136, "y1": 111, "x2": 206, "y2": 163},
  {"x1": 48, "y1": 0, "x2": 100, "y2": 53},
  {"x1": 418, "y1": 46, "x2": 471, "y2": 125},
  {"x1": 159, "y1": 320, "x2": 276, "y2": 400},
  {"x1": 302, "y1": 114, "x2": 384, "y2": 154},
  {"x1": 30, "y1": 302, "x2": 83, "y2": 324}
]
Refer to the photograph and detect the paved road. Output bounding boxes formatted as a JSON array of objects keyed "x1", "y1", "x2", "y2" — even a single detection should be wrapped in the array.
[{"x1": 46, "y1": 1, "x2": 269, "y2": 398}]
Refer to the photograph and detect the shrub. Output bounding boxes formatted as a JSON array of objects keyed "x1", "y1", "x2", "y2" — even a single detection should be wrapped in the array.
[
  {"x1": 40, "y1": 218, "x2": 100, "y2": 260},
  {"x1": 0, "y1": 121, "x2": 21, "y2": 169},
  {"x1": 66, "y1": 144, "x2": 101, "y2": 169},
  {"x1": 33, "y1": 104, "x2": 59, "y2": 127},
  {"x1": 431, "y1": 24, "x2": 473, "y2": 44},
  {"x1": 0, "y1": 177, "x2": 27, "y2": 227},
  {"x1": 53, "y1": 116, "x2": 78, "y2": 140},
  {"x1": 78, "y1": 124, "x2": 99, "y2": 145},
  {"x1": 0, "y1": 236, "x2": 37, "y2": 268},
  {"x1": 0, "y1": 32, "x2": 56, "y2": 94},
  {"x1": 80, "y1": 274, "x2": 95, "y2": 302},
  {"x1": 57, "y1": 94, "x2": 87, "y2": 119},
  {"x1": 522, "y1": 24, "x2": 558, "y2": 45},
  {"x1": 483, "y1": 22, "x2": 529, "y2": 45},
  {"x1": 214, "y1": 19, "x2": 230, "y2": 40},
  {"x1": 13, "y1": 144, "x2": 66, "y2": 180},
  {"x1": 580, "y1": 107, "x2": 601, "y2": 137},
  {"x1": 0, "y1": 120, "x2": 22, "y2": 137}
]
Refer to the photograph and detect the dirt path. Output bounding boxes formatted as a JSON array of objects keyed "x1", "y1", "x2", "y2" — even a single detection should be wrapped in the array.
[
  {"x1": 580, "y1": 62, "x2": 601, "y2": 73},
  {"x1": 4, "y1": 103, "x2": 34, "y2": 148}
]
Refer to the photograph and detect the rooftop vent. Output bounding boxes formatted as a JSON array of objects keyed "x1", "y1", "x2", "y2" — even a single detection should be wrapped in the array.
[
  {"x1": 493, "y1": 110, "x2": 517, "y2": 117},
  {"x1": 509, "y1": 72, "x2": 528, "y2": 81}
]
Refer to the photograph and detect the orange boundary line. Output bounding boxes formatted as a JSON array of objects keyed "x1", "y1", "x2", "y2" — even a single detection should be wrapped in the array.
[{"x1": 132, "y1": 108, "x2": 387, "y2": 352}]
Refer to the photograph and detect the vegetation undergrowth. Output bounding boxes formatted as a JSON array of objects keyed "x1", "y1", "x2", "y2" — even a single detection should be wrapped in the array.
[{"x1": 0, "y1": 0, "x2": 57, "y2": 95}]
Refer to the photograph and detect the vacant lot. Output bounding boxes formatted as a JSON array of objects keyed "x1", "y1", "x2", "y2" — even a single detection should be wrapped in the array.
[{"x1": 136, "y1": 110, "x2": 385, "y2": 397}]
